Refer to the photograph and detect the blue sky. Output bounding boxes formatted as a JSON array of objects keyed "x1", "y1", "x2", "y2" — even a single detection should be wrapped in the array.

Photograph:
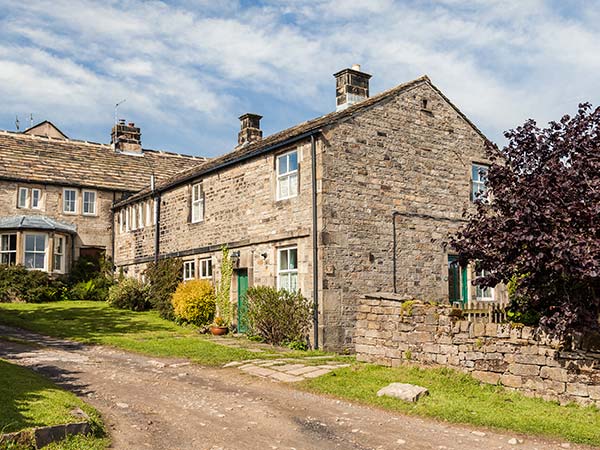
[{"x1": 1, "y1": 0, "x2": 599, "y2": 157}]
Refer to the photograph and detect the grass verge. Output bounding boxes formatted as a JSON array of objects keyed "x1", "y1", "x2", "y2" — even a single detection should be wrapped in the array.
[
  {"x1": 0, "y1": 301, "x2": 331, "y2": 366},
  {"x1": 299, "y1": 363, "x2": 600, "y2": 446},
  {"x1": 0, "y1": 359, "x2": 107, "y2": 448}
]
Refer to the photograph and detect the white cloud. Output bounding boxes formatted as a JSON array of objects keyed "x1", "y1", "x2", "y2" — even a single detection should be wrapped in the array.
[{"x1": 0, "y1": 0, "x2": 598, "y2": 154}]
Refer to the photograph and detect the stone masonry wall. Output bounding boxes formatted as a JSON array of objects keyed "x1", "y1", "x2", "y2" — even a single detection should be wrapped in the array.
[
  {"x1": 0, "y1": 180, "x2": 119, "y2": 259},
  {"x1": 320, "y1": 81, "x2": 488, "y2": 350},
  {"x1": 356, "y1": 295, "x2": 600, "y2": 406}
]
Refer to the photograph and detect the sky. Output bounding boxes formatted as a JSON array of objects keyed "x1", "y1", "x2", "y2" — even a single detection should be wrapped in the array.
[{"x1": 0, "y1": 0, "x2": 599, "y2": 157}]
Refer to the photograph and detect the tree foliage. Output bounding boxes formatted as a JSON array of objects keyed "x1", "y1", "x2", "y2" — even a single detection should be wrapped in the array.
[{"x1": 452, "y1": 103, "x2": 599, "y2": 336}]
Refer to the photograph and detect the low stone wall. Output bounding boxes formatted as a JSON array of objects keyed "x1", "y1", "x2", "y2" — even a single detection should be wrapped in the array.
[{"x1": 355, "y1": 294, "x2": 600, "y2": 406}]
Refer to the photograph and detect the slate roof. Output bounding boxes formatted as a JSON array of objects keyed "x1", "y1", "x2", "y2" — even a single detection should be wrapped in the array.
[
  {"x1": 116, "y1": 75, "x2": 487, "y2": 207},
  {"x1": 0, "y1": 131, "x2": 207, "y2": 192},
  {"x1": 0, "y1": 215, "x2": 77, "y2": 234}
]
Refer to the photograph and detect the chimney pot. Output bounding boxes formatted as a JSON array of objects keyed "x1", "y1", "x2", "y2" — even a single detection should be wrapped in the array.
[
  {"x1": 333, "y1": 65, "x2": 372, "y2": 111},
  {"x1": 111, "y1": 119, "x2": 142, "y2": 154},
  {"x1": 237, "y1": 113, "x2": 263, "y2": 147}
]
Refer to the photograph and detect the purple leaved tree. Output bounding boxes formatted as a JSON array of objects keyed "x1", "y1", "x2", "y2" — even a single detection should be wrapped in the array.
[{"x1": 452, "y1": 103, "x2": 600, "y2": 336}]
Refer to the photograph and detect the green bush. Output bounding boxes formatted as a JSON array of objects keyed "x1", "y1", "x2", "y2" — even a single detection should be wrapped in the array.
[
  {"x1": 107, "y1": 278, "x2": 150, "y2": 311},
  {"x1": 67, "y1": 254, "x2": 114, "y2": 301},
  {"x1": 144, "y1": 258, "x2": 183, "y2": 320},
  {"x1": 171, "y1": 279, "x2": 216, "y2": 326},
  {"x1": 246, "y1": 286, "x2": 313, "y2": 347},
  {"x1": 0, "y1": 264, "x2": 66, "y2": 303}
]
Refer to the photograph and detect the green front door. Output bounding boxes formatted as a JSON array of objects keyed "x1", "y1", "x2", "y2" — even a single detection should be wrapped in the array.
[
  {"x1": 448, "y1": 255, "x2": 468, "y2": 305},
  {"x1": 237, "y1": 270, "x2": 249, "y2": 333}
]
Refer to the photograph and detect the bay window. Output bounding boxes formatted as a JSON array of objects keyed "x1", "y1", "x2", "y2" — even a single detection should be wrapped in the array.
[
  {"x1": 53, "y1": 236, "x2": 65, "y2": 273},
  {"x1": 0, "y1": 234, "x2": 17, "y2": 265},
  {"x1": 24, "y1": 233, "x2": 47, "y2": 270}
]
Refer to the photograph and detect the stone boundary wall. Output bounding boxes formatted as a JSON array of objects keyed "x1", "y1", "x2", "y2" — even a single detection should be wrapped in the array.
[{"x1": 355, "y1": 294, "x2": 600, "y2": 406}]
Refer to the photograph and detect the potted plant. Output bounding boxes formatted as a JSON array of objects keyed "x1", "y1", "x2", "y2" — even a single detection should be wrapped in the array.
[
  {"x1": 210, "y1": 316, "x2": 228, "y2": 335},
  {"x1": 212, "y1": 245, "x2": 234, "y2": 336}
]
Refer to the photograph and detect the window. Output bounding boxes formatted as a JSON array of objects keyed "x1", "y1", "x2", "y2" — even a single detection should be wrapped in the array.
[
  {"x1": 24, "y1": 233, "x2": 47, "y2": 270},
  {"x1": 475, "y1": 269, "x2": 494, "y2": 301},
  {"x1": 276, "y1": 150, "x2": 298, "y2": 200},
  {"x1": 138, "y1": 203, "x2": 144, "y2": 228},
  {"x1": 18, "y1": 187, "x2": 28, "y2": 208},
  {"x1": 53, "y1": 236, "x2": 65, "y2": 273},
  {"x1": 191, "y1": 183, "x2": 204, "y2": 223},
  {"x1": 125, "y1": 208, "x2": 130, "y2": 232},
  {"x1": 63, "y1": 189, "x2": 77, "y2": 213},
  {"x1": 183, "y1": 260, "x2": 195, "y2": 281},
  {"x1": 83, "y1": 190, "x2": 96, "y2": 215},
  {"x1": 152, "y1": 199, "x2": 157, "y2": 225},
  {"x1": 0, "y1": 234, "x2": 17, "y2": 265},
  {"x1": 471, "y1": 164, "x2": 489, "y2": 202},
  {"x1": 131, "y1": 206, "x2": 137, "y2": 230},
  {"x1": 277, "y1": 247, "x2": 298, "y2": 291},
  {"x1": 200, "y1": 258, "x2": 212, "y2": 279},
  {"x1": 31, "y1": 189, "x2": 41, "y2": 209},
  {"x1": 146, "y1": 201, "x2": 152, "y2": 227},
  {"x1": 119, "y1": 211, "x2": 124, "y2": 234}
]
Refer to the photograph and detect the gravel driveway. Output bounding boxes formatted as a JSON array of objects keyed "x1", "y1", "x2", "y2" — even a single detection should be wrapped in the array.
[{"x1": 0, "y1": 326, "x2": 590, "y2": 450}]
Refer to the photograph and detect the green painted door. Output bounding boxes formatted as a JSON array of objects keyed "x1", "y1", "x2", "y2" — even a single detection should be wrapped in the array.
[
  {"x1": 448, "y1": 256, "x2": 467, "y2": 305},
  {"x1": 237, "y1": 270, "x2": 249, "y2": 333}
]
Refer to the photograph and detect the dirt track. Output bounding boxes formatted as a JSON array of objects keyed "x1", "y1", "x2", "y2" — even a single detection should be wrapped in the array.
[{"x1": 0, "y1": 325, "x2": 590, "y2": 450}]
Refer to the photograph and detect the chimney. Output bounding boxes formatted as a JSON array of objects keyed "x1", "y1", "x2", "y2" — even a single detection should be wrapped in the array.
[
  {"x1": 112, "y1": 119, "x2": 142, "y2": 154},
  {"x1": 238, "y1": 113, "x2": 262, "y2": 146},
  {"x1": 334, "y1": 64, "x2": 372, "y2": 111}
]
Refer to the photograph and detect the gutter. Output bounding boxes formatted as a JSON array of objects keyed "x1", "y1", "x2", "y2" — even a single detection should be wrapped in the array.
[
  {"x1": 154, "y1": 191, "x2": 161, "y2": 264},
  {"x1": 114, "y1": 129, "x2": 323, "y2": 209},
  {"x1": 111, "y1": 192, "x2": 116, "y2": 270}
]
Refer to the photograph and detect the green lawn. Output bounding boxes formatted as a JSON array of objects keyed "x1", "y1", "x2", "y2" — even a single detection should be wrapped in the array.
[
  {"x1": 300, "y1": 364, "x2": 600, "y2": 446},
  {"x1": 0, "y1": 359, "x2": 108, "y2": 448},
  {"x1": 0, "y1": 301, "x2": 325, "y2": 366}
]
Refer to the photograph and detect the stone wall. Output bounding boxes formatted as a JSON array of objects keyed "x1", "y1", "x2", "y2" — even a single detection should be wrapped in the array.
[
  {"x1": 355, "y1": 294, "x2": 600, "y2": 406},
  {"x1": 319, "y1": 81, "x2": 487, "y2": 349},
  {"x1": 0, "y1": 179, "x2": 119, "y2": 260}
]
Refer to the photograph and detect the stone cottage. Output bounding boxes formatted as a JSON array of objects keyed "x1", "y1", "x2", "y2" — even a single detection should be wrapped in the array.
[
  {"x1": 0, "y1": 120, "x2": 205, "y2": 273},
  {"x1": 112, "y1": 65, "x2": 495, "y2": 350}
]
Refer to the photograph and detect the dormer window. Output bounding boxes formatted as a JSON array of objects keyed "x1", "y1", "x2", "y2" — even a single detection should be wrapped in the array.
[{"x1": 276, "y1": 150, "x2": 298, "y2": 200}]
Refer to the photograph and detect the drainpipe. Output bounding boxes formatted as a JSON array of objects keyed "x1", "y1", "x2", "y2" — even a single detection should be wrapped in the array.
[
  {"x1": 311, "y1": 133, "x2": 319, "y2": 350},
  {"x1": 154, "y1": 192, "x2": 161, "y2": 264},
  {"x1": 111, "y1": 192, "x2": 116, "y2": 272},
  {"x1": 392, "y1": 211, "x2": 400, "y2": 294}
]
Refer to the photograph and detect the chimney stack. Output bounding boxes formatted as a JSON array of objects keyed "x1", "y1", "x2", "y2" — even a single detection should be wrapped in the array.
[
  {"x1": 238, "y1": 113, "x2": 262, "y2": 146},
  {"x1": 112, "y1": 119, "x2": 142, "y2": 154},
  {"x1": 334, "y1": 64, "x2": 372, "y2": 111}
]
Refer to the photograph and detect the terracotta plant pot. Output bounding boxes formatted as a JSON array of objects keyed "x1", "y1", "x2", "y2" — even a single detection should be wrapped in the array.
[{"x1": 210, "y1": 326, "x2": 228, "y2": 336}]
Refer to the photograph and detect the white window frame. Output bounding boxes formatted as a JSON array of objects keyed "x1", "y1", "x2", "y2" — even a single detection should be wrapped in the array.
[
  {"x1": 53, "y1": 235, "x2": 65, "y2": 273},
  {"x1": 23, "y1": 233, "x2": 47, "y2": 271},
  {"x1": 183, "y1": 260, "x2": 196, "y2": 281},
  {"x1": 200, "y1": 258, "x2": 212, "y2": 279},
  {"x1": 125, "y1": 208, "x2": 130, "y2": 232},
  {"x1": 276, "y1": 150, "x2": 299, "y2": 201},
  {"x1": 471, "y1": 163, "x2": 489, "y2": 202},
  {"x1": 131, "y1": 205, "x2": 137, "y2": 230},
  {"x1": 82, "y1": 190, "x2": 97, "y2": 216},
  {"x1": 0, "y1": 233, "x2": 17, "y2": 265},
  {"x1": 18, "y1": 187, "x2": 28, "y2": 208},
  {"x1": 475, "y1": 268, "x2": 495, "y2": 301},
  {"x1": 31, "y1": 188, "x2": 41, "y2": 209},
  {"x1": 119, "y1": 210, "x2": 124, "y2": 234},
  {"x1": 191, "y1": 183, "x2": 204, "y2": 223},
  {"x1": 152, "y1": 199, "x2": 157, "y2": 225},
  {"x1": 138, "y1": 203, "x2": 144, "y2": 228},
  {"x1": 146, "y1": 201, "x2": 152, "y2": 227},
  {"x1": 63, "y1": 188, "x2": 77, "y2": 214},
  {"x1": 277, "y1": 246, "x2": 298, "y2": 292}
]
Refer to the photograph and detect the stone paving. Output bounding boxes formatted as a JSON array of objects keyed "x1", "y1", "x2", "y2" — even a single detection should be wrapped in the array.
[{"x1": 224, "y1": 358, "x2": 351, "y2": 382}]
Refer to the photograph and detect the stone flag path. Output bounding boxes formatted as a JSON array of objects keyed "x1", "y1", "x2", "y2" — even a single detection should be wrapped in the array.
[{"x1": 225, "y1": 358, "x2": 351, "y2": 382}]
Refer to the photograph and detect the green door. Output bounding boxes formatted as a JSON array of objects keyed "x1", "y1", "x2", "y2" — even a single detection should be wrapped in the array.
[
  {"x1": 448, "y1": 256, "x2": 467, "y2": 305},
  {"x1": 237, "y1": 270, "x2": 249, "y2": 333}
]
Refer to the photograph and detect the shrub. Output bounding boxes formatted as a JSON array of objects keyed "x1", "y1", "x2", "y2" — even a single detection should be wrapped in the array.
[
  {"x1": 144, "y1": 258, "x2": 183, "y2": 320},
  {"x1": 246, "y1": 286, "x2": 313, "y2": 347},
  {"x1": 215, "y1": 246, "x2": 233, "y2": 326},
  {"x1": 70, "y1": 279, "x2": 105, "y2": 301},
  {"x1": 0, "y1": 265, "x2": 66, "y2": 303},
  {"x1": 67, "y1": 254, "x2": 114, "y2": 301},
  {"x1": 171, "y1": 279, "x2": 216, "y2": 326},
  {"x1": 107, "y1": 278, "x2": 150, "y2": 311}
]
